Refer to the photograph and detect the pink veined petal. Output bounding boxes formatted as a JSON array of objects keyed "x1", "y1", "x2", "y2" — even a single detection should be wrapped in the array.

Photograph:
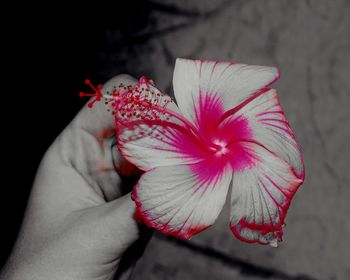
[
  {"x1": 116, "y1": 79, "x2": 210, "y2": 171},
  {"x1": 229, "y1": 142, "x2": 303, "y2": 247},
  {"x1": 230, "y1": 88, "x2": 304, "y2": 179},
  {"x1": 172, "y1": 58, "x2": 279, "y2": 125},
  {"x1": 117, "y1": 118, "x2": 209, "y2": 171},
  {"x1": 133, "y1": 163, "x2": 232, "y2": 240}
]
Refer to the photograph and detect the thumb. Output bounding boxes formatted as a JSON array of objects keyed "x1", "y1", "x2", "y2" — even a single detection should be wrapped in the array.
[
  {"x1": 92, "y1": 194, "x2": 143, "y2": 254},
  {"x1": 93, "y1": 194, "x2": 153, "y2": 279}
]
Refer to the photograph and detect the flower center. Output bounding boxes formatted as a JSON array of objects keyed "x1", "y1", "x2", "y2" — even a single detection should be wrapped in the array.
[{"x1": 212, "y1": 139, "x2": 229, "y2": 156}]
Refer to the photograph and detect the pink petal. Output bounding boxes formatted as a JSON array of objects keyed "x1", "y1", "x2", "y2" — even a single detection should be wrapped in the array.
[
  {"x1": 229, "y1": 88, "x2": 304, "y2": 178},
  {"x1": 229, "y1": 142, "x2": 303, "y2": 247},
  {"x1": 133, "y1": 164, "x2": 232, "y2": 239},
  {"x1": 173, "y1": 58, "x2": 279, "y2": 125}
]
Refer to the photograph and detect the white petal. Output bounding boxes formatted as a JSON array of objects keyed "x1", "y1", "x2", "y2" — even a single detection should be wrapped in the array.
[
  {"x1": 232, "y1": 88, "x2": 304, "y2": 178},
  {"x1": 133, "y1": 164, "x2": 232, "y2": 239},
  {"x1": 230, "y1": 142, "x2": 303, "y2": 246},
  {"x1": 173, "y1": 58, "x2": 279, "y2": 124},
  {"x1": 117, "y1": 120, "x2": 206, "y2": 171}
]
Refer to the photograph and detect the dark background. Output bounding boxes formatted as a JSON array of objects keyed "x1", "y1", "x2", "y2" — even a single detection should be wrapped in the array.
[
  {"x1": 2, "y1": 1, "x2": 350, "y2": 279},
  {"x1": 2, "y1": 0, "x2": 154, "y2": 268}
]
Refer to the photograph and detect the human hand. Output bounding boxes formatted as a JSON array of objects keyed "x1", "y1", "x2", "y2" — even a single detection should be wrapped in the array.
[{"x1": 0, "y1": 75, "x2": 151, "y2": 280}]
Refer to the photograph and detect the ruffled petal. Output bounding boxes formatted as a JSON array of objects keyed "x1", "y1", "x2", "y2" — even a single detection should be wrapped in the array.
[
  {"x1": 173, "y1": 58, "x2": 279, "y2": 124},
  {"x1": 133, "y1": 164, "x2": 232, "y2": 239},
  {"x1": 230, "y1": 88, "x2": 304, "y2": 178},
  {"x1": 229, "y1": 142, "x2": 303, "y2": 247}
]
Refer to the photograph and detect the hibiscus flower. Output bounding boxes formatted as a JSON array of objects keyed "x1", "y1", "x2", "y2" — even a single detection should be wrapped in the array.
[{"x1": 81, "y1": 59, "x2": 305, "y2": 247}]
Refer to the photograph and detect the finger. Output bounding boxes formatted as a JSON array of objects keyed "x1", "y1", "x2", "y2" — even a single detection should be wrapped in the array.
[
  {"x1": 94, "y1": 194, "x2": 143, "y2": 254},
  {"x1": 56, "y1": 75, "x2": 138, "y2": 201}
]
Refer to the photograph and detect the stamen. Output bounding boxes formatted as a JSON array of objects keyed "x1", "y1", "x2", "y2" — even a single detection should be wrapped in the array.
[
  {"x1": 113, "y1": 79, "x2": 192, "y2": 128},
  {"x1": 79, "y1": 79, "x2": 104, "y2": 108},
  {"x1": 79, "y1": 77, "x2": 208, "y2": 143}
]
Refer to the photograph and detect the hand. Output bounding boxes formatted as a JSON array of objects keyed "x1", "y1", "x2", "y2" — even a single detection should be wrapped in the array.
[{"x1": 0, "y1": 75, "x2": 151, "y2": 280}]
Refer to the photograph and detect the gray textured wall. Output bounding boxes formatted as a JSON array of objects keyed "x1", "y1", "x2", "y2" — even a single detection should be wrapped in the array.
[{"x1": 103, "y1": 1, "x2": 350, "y2": 279}]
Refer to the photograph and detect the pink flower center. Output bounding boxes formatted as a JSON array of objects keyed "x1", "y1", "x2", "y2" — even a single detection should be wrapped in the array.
[
  {"x1": 80, "y1": 79, "x2": 256, "y2": 181},
  {"x1": 211, "y1": 139, "x2": 229, "y2": 156},
  {"x1": 178, "y1": 91, "x2": 256, "y2": 187}
]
